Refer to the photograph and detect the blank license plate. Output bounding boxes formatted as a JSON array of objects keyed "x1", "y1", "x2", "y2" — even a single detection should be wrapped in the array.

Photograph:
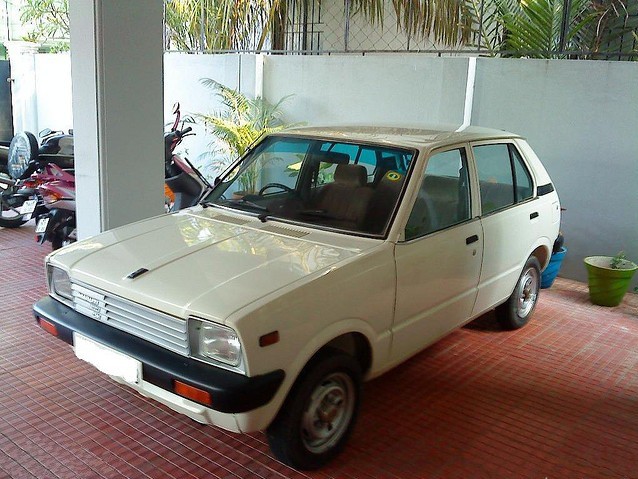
[
  {"x1": 74, "y1": 333, "x2": 141, "y2": 384},
  {"x1": 19, "y1": 199, "x2": 37, "y2": 217},
  {"x1": 35, "y1": 217, "x2": 49, "y2": 234}
]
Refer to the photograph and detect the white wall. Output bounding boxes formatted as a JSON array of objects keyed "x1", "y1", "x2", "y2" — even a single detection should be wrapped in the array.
[
  {"x1": 35, "y1": 53, "x2": 73, "y2": 133},
  {"x1": 163, "y1": 53, "x2": 262, "y2": 179},
  {"x1": 263, "y1": 54, "x2": 469, "y2": 125},
  {"x1": 471, "y1": 59, "x2": 638, "y2": 286},
  {"x1": 20, "y1": 52, "x2": 638, "y2": 288}
]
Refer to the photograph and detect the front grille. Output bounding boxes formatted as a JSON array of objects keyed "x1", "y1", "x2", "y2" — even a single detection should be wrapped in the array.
[{"x1": 71, "y1": 283, "x2": 189, "y2": 356}]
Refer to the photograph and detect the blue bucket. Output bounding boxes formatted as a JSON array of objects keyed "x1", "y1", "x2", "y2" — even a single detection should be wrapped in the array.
[{"x1": 541, "y1": 247, "x2": 567, "y2": 289}]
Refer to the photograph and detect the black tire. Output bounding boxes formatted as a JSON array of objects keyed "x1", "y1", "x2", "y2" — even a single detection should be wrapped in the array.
[
  {"x1": 0, "y1": 191, "x2": 29, "y2": 228},
  {"x1": 267, "y1": 348, "x2": 362, "y2": 470},
  {"x1": 51, "y1": 225, "x2": 76, "y2": 250},
  {"x1": 7, "y1": 132, "x2": 38, "y2": 179},
  {"x1": 51, "y1": 236, "x2": 66, "y2": 250},
  {"x1": 497, "y1": 256, "x2": 541, "y2": 330}
]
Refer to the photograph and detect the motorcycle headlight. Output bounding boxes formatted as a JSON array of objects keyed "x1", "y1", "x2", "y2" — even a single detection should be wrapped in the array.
[
  {"x1": 190, "y1": 319, "x2": 242, "y2": 368},
  {"x1": 47, "y1": 265, "x2": 73, "y2": 303}
]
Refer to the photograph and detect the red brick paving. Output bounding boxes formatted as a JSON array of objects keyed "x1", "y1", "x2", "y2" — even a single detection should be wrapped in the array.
[{"x1": 1, "y1": 222, "x2": 637, "y2": 479}]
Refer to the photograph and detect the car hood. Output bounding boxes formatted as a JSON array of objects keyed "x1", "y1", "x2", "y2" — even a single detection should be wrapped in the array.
[{"x1": 50, "y1": 208, "x2": 375, "y2": 322}]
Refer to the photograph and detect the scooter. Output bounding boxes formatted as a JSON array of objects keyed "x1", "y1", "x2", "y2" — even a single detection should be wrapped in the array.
[
  {"x1": 33, "y1": 162, "x2": 76, "y2": 250},
  {"x1": 0, "y1": 130, "x2": 73, "y2": 229},
  {"x1": 164, "y1": 103, "x2": 212, "y2": 210}
]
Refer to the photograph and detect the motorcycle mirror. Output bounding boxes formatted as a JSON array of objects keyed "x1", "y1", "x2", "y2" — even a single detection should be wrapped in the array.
[
  {"x1": 68, "y1": 129, "x2": 74, "y2": 135},
  {"x1": 39, "y1": 128, "x2": 52, "y2": 138},
  {"x1": 172, "y1": 102, "x2": 180, "y2": 114}
]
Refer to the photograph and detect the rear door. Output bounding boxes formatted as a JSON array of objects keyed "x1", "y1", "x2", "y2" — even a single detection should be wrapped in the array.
[
  {"x1": 470, "y1": 141, "x2": 539, "y2": 317},
  {"x1": 392, "y1": 145, "x2": 483, "y2": 363}
]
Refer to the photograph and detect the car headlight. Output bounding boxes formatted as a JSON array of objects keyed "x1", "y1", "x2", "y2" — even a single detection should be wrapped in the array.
[
  {"x1": 47, "y1": 265, "x2": 73, "y2": 303},
  {"x1": 190, "y1": 319, "x2": 242, "y2": 367}
]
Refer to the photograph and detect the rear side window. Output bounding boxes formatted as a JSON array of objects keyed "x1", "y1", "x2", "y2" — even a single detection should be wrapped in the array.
[{"x1": 473, "y1": 143, "x2": 534, "y2": 215}]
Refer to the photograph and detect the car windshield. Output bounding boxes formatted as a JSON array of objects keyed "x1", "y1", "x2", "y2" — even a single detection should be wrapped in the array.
[{"x1": 204, "y1": 135, "x2": 415, "y2": 237}]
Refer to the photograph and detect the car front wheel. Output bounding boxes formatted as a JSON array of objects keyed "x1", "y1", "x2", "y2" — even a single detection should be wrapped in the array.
[
  {"x1": 267, "y1": 348, "x2": 362, "y2": 470},
  {"x1": 497, "y1": 256, "x2": 541, "y2": 330}
]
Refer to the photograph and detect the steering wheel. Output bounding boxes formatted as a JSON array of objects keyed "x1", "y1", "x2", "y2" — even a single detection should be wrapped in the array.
[{"x1": 258, "y1": 183, "x2": 295, "y2": 196}]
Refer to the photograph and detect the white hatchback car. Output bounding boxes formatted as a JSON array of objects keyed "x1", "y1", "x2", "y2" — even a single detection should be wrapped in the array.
[{"x1": 35, "y1": 126, "x2": 561, "y2": 469}]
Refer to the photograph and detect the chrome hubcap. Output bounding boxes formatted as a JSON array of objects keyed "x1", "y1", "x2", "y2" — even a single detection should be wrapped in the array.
[
  {"x1": 517, "y1": 267, "x2": 539, "y2": 318},
  {"x1": 301, "y1": 372, "x2": 354, "y2": 453}
]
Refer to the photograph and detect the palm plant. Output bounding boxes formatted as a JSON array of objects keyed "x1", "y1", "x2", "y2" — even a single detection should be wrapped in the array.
[
  {"x1": 195, "y1": 78, "x2": 293, "y2": 192},
  {"x1": 164, "y1": 0, "x2": 271, "y2": 51},
  {"x1": 498, "y1": 0, "x2": 595, "y2": 57},
  {"x1": 467, "y1": 0, "x2": 638, "y2": 59},
  {"x1": 165, "y1": 0, "x2": 477, "y2": 51},
  {"x1": 581, "y1": 0, "x2": 638, "y2": 59}
]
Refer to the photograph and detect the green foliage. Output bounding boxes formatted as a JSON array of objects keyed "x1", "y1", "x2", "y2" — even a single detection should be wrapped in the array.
[
  {"x1": 467, "y1": 0, "x2": 638, "y2": 59},
  {"x1": 611, "y1": 251, "x2": 627, "y2": 269},
  {"x1": 165, "y1": 0, "x2": 477, "y2": 51},
  {"x1": 19, "y1": 0, "x2": 70, "y2": 49},
  {"x1": 392, "y1": 0, "x2": 475, "y2": 46},
  {"x1": 581, "y1": 0, "x2": 638, "y2": 58},
  {"x1": 499, "y1": 0, "x2": 594, "y2": 57},
  {"x1": 164, "y1": 0, "x2": 270, "y2": 51},
  {"x1": 195, "y1": 79, "x2": 294, "y2": 191}
]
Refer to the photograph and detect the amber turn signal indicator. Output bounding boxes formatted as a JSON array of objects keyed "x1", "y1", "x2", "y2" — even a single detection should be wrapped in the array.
[
  {"x1": 259, "y1": 331, "x2": 280, "y2": 347},
  {"x1": 174, "y1": 380, "x2": 212, "y2": 406},
  {"x1": 38, "y1": 317, "x2": 58, "y2": 337}
]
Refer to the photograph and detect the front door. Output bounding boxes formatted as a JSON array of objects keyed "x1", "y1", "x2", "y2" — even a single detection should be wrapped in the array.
[{"x1": 392, "y1": 146, "x2": 483, "y2": 364}]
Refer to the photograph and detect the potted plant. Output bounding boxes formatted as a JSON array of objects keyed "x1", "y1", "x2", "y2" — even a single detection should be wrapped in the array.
[
  {"x1": 195, "y1": 78, "x2": 294, "y2": 197},
  {"x1": 584, "y1": 252, "x2": 638, "y2": 307}
]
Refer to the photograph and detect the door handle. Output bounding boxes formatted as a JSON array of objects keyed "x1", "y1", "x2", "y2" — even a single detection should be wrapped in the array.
[
  {"x1": 530, "y1": 212, "x2": 539, "y2": 220},
  {"x1": 466, "y1": 234, "x2": 479, "y2": 245}
]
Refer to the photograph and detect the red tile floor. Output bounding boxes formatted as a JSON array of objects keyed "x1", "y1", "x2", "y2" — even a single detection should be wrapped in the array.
[{"x1": 1, "y1": 223, "x2": 638, "y2": 479}]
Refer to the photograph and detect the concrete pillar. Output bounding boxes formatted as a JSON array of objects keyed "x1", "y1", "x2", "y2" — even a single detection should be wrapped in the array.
[{"x1": 69, "y1": 0, "x2": 164, "y2": 238}]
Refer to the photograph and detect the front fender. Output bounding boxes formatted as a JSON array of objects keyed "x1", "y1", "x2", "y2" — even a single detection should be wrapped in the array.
[{"x1": 241, "y1": 317, "x2": 389, "y2": 433}]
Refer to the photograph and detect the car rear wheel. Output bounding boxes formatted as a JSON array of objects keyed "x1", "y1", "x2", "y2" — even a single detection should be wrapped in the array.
[
  {"x1": 497, "y1": 256, "x2": 541, "y2": 330},
  {"x1": 267, "y1": 348, "x2": 362, "y2": 470}
]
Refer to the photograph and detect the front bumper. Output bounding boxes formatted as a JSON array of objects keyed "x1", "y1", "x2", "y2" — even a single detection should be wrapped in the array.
[{"x1": 33, "y1": 296, "x2": 284, "y2": 420}]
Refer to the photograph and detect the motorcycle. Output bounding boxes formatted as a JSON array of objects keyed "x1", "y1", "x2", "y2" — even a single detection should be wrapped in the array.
[
  {"x1": 33, "y1": 162, "x2": 76, "y2": 250},
  {"x1": 2, "y1": 105, "x2": 208, "y2": 247},
  {"x1": 164, "y1": 103, "x2": 212, "y2": 210},
  {"x1": 0, "y1": 129, "x2": 73, "y2": 229}
]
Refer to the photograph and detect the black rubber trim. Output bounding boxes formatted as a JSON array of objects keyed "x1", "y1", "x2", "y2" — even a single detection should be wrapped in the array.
[
  {"x1": 537, "y1": 183, "x2": 554, "y2": 196},
  {"x1": 33, "y1": 296, "x2": 284, "y2": 413}
]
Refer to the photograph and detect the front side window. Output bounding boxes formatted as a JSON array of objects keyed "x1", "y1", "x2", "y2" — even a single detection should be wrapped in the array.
[
  {"x1": 473, "y1": 143, "x2": 534, "y2": 215},
  {"x1": 405, "y1": 148, "x2": 471, "y2": 240},
  {"x1": 205, "y1": 136, "x2": 415, "y2": 237}
]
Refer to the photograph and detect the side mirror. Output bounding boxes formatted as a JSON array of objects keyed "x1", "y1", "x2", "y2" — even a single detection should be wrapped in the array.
[{"x1": 172, "y1": 102, "x2": 180, "y2": 114}]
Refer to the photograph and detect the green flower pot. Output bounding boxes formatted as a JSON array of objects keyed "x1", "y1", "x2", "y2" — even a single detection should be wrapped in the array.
[{"x1": 584, "y1": 256, "x2": 638, "y2": 307}]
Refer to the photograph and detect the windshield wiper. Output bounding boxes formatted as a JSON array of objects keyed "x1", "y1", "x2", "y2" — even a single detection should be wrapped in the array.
[{"x1": 228, "y1": 198, "x2": 270, "y2": 213}]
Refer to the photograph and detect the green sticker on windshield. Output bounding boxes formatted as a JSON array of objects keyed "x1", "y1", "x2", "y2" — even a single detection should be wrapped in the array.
[{"x1": 386, "y1": 171, "x2": 402, "y2": 181}]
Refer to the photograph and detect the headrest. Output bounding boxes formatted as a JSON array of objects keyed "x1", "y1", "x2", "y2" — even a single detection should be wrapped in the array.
[
  {"x1": 334, "y1": 164, "x2": 367, "y2": 187},
  {"x1": 310, "y1": 151, "x2": 350, "y2": 165}
]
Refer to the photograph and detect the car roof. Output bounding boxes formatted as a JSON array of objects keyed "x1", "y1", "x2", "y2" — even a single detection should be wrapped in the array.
[{"x1": 279, "y1": 125, "x2": 523, "y2": 150}]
